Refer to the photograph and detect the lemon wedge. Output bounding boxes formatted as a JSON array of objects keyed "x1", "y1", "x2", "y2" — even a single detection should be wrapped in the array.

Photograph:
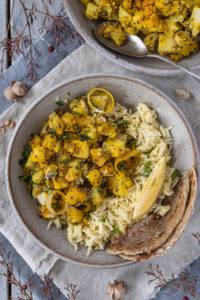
[{"x1": 133, "y1": 157, "x2": 166, "y2": 221}]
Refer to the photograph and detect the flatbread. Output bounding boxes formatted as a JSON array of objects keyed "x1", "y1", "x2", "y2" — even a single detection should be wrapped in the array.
[{"x1": 107, "y1": 168, "x2": 197, "y2": 261}]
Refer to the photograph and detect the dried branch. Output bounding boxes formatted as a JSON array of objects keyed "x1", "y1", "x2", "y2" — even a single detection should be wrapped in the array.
[
  {"x1": 65, "y1": 283, "x2": 80, "y2": 300},
  {"x1": 146, "y1": 264, "x2": 198, "y2": 297},
  {"x1": 0, "y1": 0, "x2": 83, "y2": 81},
  {"x1": 0, "y1": 245, "x2": 80, "y2": 299},
  {"x1": 192, "y1": 232, "x2": 200, "y2": 245}
]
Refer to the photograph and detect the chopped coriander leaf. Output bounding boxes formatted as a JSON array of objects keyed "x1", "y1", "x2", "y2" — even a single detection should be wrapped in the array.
[
  {"x1": 112, "y1": 224, "x2": 121, "y2": 235},
  {"x1": 51, "y1": 202, "x2": 62, "y2": 211},
  {"x1": 142, "y1": 162, "x2": 152, "y2": 177},
  {"x1": 172, "y1": 169, "x2": 182, "y2": 181},
  {"x1": 127, "y1": 139, "x2": 137, "y2": 148},
  {"x1": 18, "y1": 144, "x2": 32, "y2": 166},
  {"x1": 79, "y1": 133, "x2": 90, "y2": 141},
  {"x1": 49, "y1": 128, "x2": 56, "y2": 136},
  {"x1": 118, "y1": 161, "x2": 126, "y2": 171},
  {"x1": 101, "y1": 215, "x2": 108, "y2": 222},
  {"x1": 55, "y1": 100, "x2": 65, "y2": 107},
  {"x1": 62, "y1": 159, "x2": 70, "y2": 165},
  {"x1": 113, "y1": 117, "x2": 129, "y2": 129},
  {"x1": 18, "y1": 175, "x2": 32, "y2": 183},
  {"x1": 59, "y1": 132, "x2": 70, "y2": 141}
]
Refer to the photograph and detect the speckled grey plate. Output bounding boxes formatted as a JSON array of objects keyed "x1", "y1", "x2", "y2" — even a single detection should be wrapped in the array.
[
  {"x1": 6, "y1": 74, "x2": 198, "y2": 267},
  {"x1": 65, "y1": 0, "x2": 200, "y2": 77}
]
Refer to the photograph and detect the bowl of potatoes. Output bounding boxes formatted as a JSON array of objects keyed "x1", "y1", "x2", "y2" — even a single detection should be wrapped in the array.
[
  {"x1": 65, "y1": 0, "x2": 200, "y2": 76},
  {"x1": 6, "y1": 74, "x2": 198, "y2": 267}
]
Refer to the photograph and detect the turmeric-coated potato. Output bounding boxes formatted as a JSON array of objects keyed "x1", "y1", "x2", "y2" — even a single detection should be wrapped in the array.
[
  {"x1": 67, "y1": 207, "x2": 84, "y2": 224},
  {"x1": 65, "y1": 187, "x2": 87, "y2": 205},
  {"x1": 86, "y1": 169, "x2": 102, "y2": 187}
]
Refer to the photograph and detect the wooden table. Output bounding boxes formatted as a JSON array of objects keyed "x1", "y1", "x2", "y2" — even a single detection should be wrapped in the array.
[{"x1": 0, "y1": 1, "x2": 199, "y2": 299}]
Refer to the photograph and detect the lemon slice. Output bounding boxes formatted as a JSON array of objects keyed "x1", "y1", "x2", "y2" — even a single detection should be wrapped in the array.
[
  {"x1": 114, "y1": 149, "x2": 140, "y2": 172},
  {"x1": 133, "y1": 157, "x2": 166, "y2": 221},
  {"x1": 87, "y1": 88, "x2": 115, "y2": 114}
]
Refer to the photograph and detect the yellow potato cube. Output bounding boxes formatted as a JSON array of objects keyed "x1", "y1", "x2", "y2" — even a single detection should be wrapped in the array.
[
  {"x1": 61, "y1": 112, "x2": 76, "y2": 130},
  {"x1": 100, "y1": 162, "x2": 115, "y2": 176},
  {"x1": 86, "y1": 169, "x2": 102, "y2": 186},
  {"x1": 108, "y1": 171, "x2": 132, "y2": 196},
  {"x1": 48, "y1": 111, "x2": 64, "y2": 136},
  {"x1": 97, "y1": 123, "x2": 117, "y2": 138},
  {"x1": 65, "y1": 187, "x2": 87, "y2": 205},
  {"x1": 67, "y1": 207, "x2": 84, "y2": 224},
  {"x1": 90, "y1": 148, "x2": 108, "y2": 167},
  {"x1": 103, "y1": 139, "x2": 126, "y2": 158},
  {"x1": 30, "y1": 135, "x2": 42, "y2": 146},
  {"x1": 70, "y1": 98, "x2": 88, "y2": 115},
  {"x1": 32, "y1": 170, "x2": 44, "y2": 184},
  {"x1": 68, "y1": 140, "x2": 89, "y2": 159},
  {"x1": 29, "y1": 146, "x2": 46, "y2": 163},
  {"x1": 42, "y1": 134, "x2": 57, "y2": 150},
  {"x1": 65, "y1": 167, "x2": 80, "y2": 182},
  {"x1": 53, "y1": 178, "x2": 68, "y2": 190},
  {"x1": 85, "y1": 3, "x2": 99, "y2": 20}
]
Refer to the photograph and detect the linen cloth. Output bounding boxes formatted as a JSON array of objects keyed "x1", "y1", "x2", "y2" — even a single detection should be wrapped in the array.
[{"x1": 1, "y1": 44, "x2": 200, "y2": 300}]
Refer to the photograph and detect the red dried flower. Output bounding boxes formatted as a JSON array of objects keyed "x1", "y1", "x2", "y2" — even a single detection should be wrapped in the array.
[{"x1": 48, "y1": 45, "x2": 54, "y2": 53}]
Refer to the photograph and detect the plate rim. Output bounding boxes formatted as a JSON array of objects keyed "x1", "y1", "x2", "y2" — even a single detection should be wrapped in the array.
[
  {"x1": 6, "y1": 73, "x2": 200, "y2": 268},
  {"x1": 65, "y1": 0, "x2": 200, "y2": 77}
]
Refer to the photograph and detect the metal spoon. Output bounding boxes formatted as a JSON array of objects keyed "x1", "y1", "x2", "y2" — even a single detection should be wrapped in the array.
[{"x1": 95, "y1": 21, "x2": 200, "y2": 79}]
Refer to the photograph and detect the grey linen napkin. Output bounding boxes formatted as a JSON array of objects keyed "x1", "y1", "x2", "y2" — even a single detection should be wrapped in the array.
[{"x1": 1, "y1": 44, "x2": 200, "y2": 300}]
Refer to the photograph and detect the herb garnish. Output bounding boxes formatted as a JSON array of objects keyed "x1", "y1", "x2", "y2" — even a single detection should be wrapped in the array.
[
  {"x1": 51, "y1": 202, "x2": 62, "y2": 211},
  {"x1": 55, "y1": 100, "x2": 65, "y2": 107},
  {"x1": 142, "y1": 162, "x2": 152, "y2": 177},
  {"x1": 49, "y1": 128, "x2": 56, "y2": 136},
  {"x1": 61, "y1": 159, "x2": 70, "y2": 165},
  {"x1": 172, "y1": 169, "x2": 182, "y2": 181},
  {"x1": 59, "y1": 132, "x2": 70, "y2": 141},
  {"x1": 79, "y1": 133, "x2": 90, "y2": 141},
  {"x1": 118, "y1": 161, "x2": 126, "y2": 171},
  {"x1": 113, "y1": 117, "x2": 129, "y2": 129},
  {"x1": 18, "y1": 175, "x2": 32, "y2": 183},
  {"x1": 18, "y1": 144, "x2": 32, "y2": 167}
]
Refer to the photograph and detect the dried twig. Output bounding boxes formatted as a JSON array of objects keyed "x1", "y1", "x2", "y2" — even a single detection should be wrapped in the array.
[
  {"x1": 65, "y1": 283, "x2": 80, "y2": 300},
  {"x1": 0, "y1": 245, "x2": 80, "y2": 299},
  {"x1": 0, "y1": 0, "x2": 83, "y2": 81},
  {"x1": 146, "y1": 264, "x2": 198, "y2": 297},
  {"x1": 192, "y1": 232, "x2": 200, "y2": 245}
]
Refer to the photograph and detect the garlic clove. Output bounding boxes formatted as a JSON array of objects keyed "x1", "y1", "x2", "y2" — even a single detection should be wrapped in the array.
[
  {"x1": 11, "y1": 81, "x2": 28, "y2": 97},
  {"x1": 4, "y1": 87, "x2": 18, "y2": 101},
  {"x1": 107, "y1": 280, "x2": 126, "y2": 300}
]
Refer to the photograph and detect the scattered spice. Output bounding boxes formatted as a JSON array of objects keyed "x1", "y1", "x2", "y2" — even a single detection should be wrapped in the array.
[
  {"x1": 0, "y1": 119, "x2": 16, "y2": 134},
  {"x1": 107, "y1": 280, "x2": 126, "y2": 300},
  {"x1": 175, "y1": 87, "x2": 191, "y2": 99}
]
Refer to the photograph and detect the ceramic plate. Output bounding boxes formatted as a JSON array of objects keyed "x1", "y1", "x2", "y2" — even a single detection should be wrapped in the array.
[
  {"x1": 6, "y1": 74, "x2": 198, "y2": 267},
  {"x1": 65, "y1": 0, "x2": 200, "y2": 77}
]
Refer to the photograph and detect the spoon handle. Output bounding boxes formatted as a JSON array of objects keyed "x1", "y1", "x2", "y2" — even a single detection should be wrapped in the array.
[{"x1": 148, "y1": 53, "x2": 200, "y2": 80}]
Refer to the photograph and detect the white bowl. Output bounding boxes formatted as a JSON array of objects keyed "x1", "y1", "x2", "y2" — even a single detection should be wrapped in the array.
[
  {"x1": 65, "y1": 0, "x2": 200, "y2": 77},
  {"x1": 6, "y1": 74, "x2": 198, "y2": 267}
]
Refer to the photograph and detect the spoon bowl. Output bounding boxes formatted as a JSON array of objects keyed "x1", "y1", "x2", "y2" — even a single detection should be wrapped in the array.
[
  {"x1": 95, "y1": 22, "x2": 148, "y2": 58},
  {"x1": 95, "y1": 21, "x2": 200, "y2": 79}
]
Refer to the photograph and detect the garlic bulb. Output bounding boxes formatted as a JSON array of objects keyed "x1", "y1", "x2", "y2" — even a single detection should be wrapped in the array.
[
  {"x1": 107, "y1": 280, "x2": 126, "y2": 300},
  {"x1": 4, "y1": 81, "x2": 28, "y2": 101}
]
